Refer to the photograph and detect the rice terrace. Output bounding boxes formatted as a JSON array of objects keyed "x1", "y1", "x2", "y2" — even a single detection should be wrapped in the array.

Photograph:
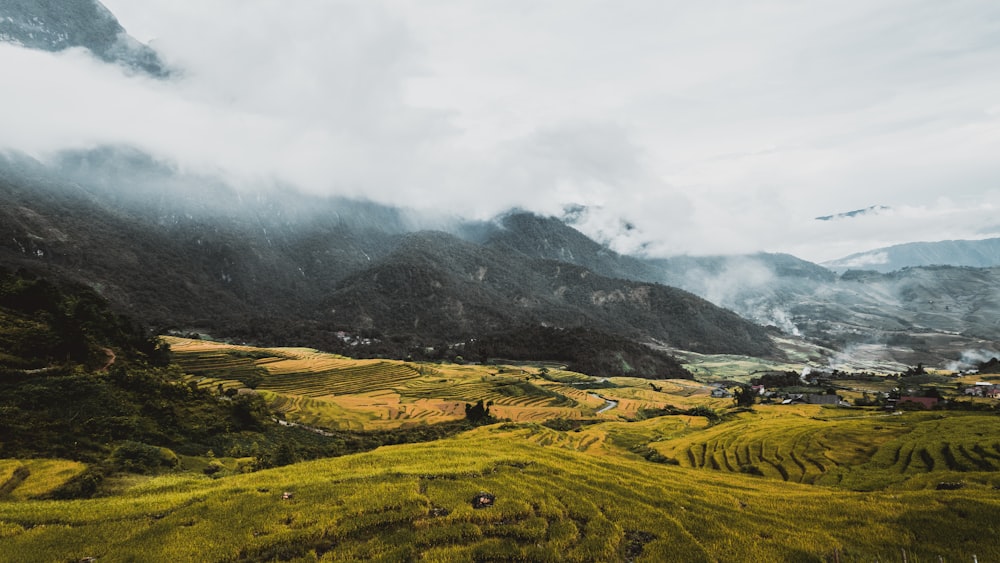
[{"x1": 2, "y1": 332, "x2": 999, "y2": 562}]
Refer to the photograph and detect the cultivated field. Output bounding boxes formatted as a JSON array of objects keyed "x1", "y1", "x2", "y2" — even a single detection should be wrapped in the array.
[
  {"x1": 164, "y1": 337, "x2": 641, "y2": 430},
  {"x1": 3, "y1": 337, "x2": 998, "y2": 560},
  {"x1": 2, "y1": 427, "x2": 999, "y2": 562}
]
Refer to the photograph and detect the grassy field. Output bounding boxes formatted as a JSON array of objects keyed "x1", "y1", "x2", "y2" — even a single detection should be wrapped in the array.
[
  {"x1": 0, "y1": 460, "x2": 87, "y2": 501},
  {"x1": 3, "y1": 337, "x2": 997, "y2": 560},
  {"x1": 2, "y1": 426, "x2": 998, "y2": 562},
  {"x1": 165, "y1": 337, "x2": 614, "y2": 431}
]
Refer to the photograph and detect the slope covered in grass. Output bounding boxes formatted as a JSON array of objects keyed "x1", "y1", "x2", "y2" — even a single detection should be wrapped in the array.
[{"x1": 1, "y1": 426, "x2": 998, "y2": 562}]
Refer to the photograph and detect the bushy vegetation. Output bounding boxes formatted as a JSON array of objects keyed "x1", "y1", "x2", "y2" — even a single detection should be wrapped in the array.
[
  {"x1": 0, "y1": 268, "x2": 169, "y2": 369},
  {"x1": 458, "y1": 325, "x2": 692, "y2": 379}
]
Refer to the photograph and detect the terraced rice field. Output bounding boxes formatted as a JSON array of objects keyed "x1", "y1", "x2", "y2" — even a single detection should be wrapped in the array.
[
  {"x1": 654, "y1": 407, "x2": 907, "y2": 483},
  {"x1": 866, "y1": 414, "x2": 1000, "y2": 474},
  {"x1": 5, "y1": 427, "x2": 999, "y2": 562},
  {"x1": 257, "y1": 362, "x2": 422, "y2": 397},
  {"x1": 652, "y1": 408, "x2": 1000, "y2": 490},
  {"x1": 0, "y1": 460, "x2": 86, "y2": 500}
]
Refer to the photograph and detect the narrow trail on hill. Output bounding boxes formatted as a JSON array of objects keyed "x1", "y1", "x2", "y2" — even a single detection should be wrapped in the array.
[{"x1": 590, "y1": 393, "x2": 618, "y2": 414}]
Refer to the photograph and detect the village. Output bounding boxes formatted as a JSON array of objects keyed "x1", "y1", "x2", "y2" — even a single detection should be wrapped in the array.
[{"x1": 706, "y1": 360, "x2": 1000, "y2": 412}]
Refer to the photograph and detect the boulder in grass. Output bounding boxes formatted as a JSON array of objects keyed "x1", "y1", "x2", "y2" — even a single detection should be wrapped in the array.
[{"x1": 472, "y1": 492, "x2": 495, "y2": 509}]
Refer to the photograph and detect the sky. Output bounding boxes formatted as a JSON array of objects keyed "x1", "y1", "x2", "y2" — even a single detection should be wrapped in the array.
[{"x1": 2, "y1": 0, "x2": 1000, "y2": 263}]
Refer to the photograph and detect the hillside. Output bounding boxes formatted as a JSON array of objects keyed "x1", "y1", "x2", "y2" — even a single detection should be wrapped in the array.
[
  {"x1": 326, "y1": 231, "x2": 776, "y2": 358},
  {"x1": 2, "y1": 282, "x2": 1000, "y2": 560},
  {"x1": 0, "y1": 151, "x2": 410, "y2": 335},
  {"x1": 824, "y1": 237, "x2": 1000, "y2": 272},
  {"x1": 2, "y1": 413, "x2": 999, "y2": 561},
  {"x1": 0, "y1": 152, "x2": 774, "y2": 367}
]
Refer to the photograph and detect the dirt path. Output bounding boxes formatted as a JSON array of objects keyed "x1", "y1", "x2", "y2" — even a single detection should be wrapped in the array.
[
  {"x1": 100, "y1": 348, "x2": 116, "y2": 371},
  {"x1": 589, "y1": 393, "x2": 618, "y2": 414}
]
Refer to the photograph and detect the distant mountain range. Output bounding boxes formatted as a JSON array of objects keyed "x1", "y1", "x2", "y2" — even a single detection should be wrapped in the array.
[
  {"x1": 823, "y1": 238, "x2": 1000, "y2": 273},
  {"x1": 0, "y1": 0, "x2": 167, "y2": 76},
  {"x1": 4, "y1": 148, "x2": 1000, "y2": 371},
  {"x1": 0, "y1": 149, "x2": 778, "y2": 377}
]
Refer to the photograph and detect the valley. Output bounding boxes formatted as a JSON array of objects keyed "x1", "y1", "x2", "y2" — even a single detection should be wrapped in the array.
[
  {"x1": 2, "y1": 333, "x2": 1000, "y2": 561},
  {"x1": 3, "y1": 0, "x2": 1000, "y2": 560}
]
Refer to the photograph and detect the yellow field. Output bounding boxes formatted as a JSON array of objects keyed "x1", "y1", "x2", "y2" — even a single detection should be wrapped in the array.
[
  {"x1": 0, "y1": 337, "x2": 966, "y2": 559},
  {"x1": 0, "y1": 460, "x2": 86, "y2": 501},
  {"x1": 165, "y1": 338, "x2": 638, "y2": 430},
  {"x1": 2, "y1": 425, "x2": 999, "y2": 562}
]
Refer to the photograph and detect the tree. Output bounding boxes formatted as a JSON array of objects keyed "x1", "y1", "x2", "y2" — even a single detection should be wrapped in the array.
[
  {"x1": 733, "y1": 385, "x2": 756, "y2": 407},
  {"x1": 464, "y1": 399, "x2": 492, "y2": 424}
]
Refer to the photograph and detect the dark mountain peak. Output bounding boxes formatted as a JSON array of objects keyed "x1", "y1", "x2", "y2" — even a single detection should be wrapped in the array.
[
  {"x1": 482, "y1": 210, "x2": 662, "y2": 282},
  {"x1": 327, "y1": 228, "x2": 777, "y2": 357},
  {"x1": 493, "y1": 211, "x2": 606, "y2": 256},
  {"x1": 0, "y1": 0, "x2": 169, "y2": 76}
]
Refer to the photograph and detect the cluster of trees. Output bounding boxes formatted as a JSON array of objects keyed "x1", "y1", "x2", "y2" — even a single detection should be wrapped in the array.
[
  {"x1": 0, "y1": 267, "x2": 169, "y2": 370},
  {"x1": 454, "y1": 325, "x2": 692, "y2": 379}
]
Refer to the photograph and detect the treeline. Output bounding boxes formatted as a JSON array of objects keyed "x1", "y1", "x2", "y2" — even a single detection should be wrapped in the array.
[
  {"x1": 0, "y1": 267, "x2": 169, "y2": 369},
  {"x1": 456, "y1": 325, "x2": 692, "y2": 379}
]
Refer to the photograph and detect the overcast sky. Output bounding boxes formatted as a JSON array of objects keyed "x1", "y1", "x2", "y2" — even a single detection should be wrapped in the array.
[{"x1": 3, "y1": 0, "x2": 1000, "y2": 262}]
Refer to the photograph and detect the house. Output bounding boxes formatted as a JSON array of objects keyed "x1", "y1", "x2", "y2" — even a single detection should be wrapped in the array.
[
  {"x1": 711, "y1": 388, "x2": 733, "y2": 398},
  {"x1": 898, "y1": 396, "x2": 939, "y2": 409}
]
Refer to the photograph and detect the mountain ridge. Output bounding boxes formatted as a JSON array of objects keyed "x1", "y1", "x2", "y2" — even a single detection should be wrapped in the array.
[
  {"x1": 0, "y1": 151, "x2": 776, "y2": 371},
  {"x1": 0, "y1": 0, "x2": 168, "y2": 76},
  {"x1": 823, "y1": 237, "x2": 1000, "y2": 273}
]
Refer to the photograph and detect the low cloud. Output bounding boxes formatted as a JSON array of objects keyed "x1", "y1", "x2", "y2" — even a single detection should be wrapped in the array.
[{"x1": 3, "y1": 0, "x2": 1000, "y2": 263}]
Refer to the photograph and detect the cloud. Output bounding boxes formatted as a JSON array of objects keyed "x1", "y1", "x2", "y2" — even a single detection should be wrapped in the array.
[{"x1": 3, "y1": 0, "x2": 1000, "y2": 262}]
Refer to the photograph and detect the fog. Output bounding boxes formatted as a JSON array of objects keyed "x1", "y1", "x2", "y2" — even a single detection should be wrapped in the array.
[{"x1": 3, "y1": 0, "x2": 1000, "y2": 262}]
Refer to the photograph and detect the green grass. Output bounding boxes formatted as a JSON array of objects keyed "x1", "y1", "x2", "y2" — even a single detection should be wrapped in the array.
[
  {"x1": 651, "y1": 408, "x2": 1000, "y2": 492},
  {"x1": 2, "y1": 427, "x2": 998, "y2": 562},
  {"x1": 0, "y1": 460, "x2": 87, "y2": 500}
]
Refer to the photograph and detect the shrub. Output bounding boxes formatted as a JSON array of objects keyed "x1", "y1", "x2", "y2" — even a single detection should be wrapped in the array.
[{"x1": 109, "y1": 441, "x2": 179, "y2": 473}]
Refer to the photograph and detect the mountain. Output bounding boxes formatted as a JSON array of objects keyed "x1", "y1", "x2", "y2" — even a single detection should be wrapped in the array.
[
  {"x1": 0, "y1": 150, "x2": 776, "y2": 372},
  {"x1": 0, "y1": 150, "x2": 415, "y2": 335},
  {"x1": 467, "y1": 212, "x2": 662, "y2": 282},
  {"x1": 472, "y1": 215, "x2": 1000, "y2": 368},
  {"x1": 653, "y1": 258, "x2": 1000, "y2": 368},
  {"x1": 823, "y1": 238, "x2": 1000, "y2": 273},
  {"x1": 0, "y1": 0, "x2": 168, "y2": 76},
  {"x1": 326, "y1": 230, "x2": 775, "y2": 357}
]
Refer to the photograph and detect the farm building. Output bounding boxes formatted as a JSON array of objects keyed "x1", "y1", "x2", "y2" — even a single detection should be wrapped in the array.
[{"x1": 711, "y1": 388, "x2": 733, "y2": 398}]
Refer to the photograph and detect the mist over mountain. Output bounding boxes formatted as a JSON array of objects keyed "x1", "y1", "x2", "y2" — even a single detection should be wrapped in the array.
[
  {"x1": 0, "y1": 150, "x2": 413, "y2": 331},
  {"x1": 468, "y1": 213, "x2": 1000, "y2": 368},
  {"x1": 0, "y1": 150, "x2": 779, "y2": 372},
  {"x1": 0, "y1": 0, "x2": 167, "y2": 76},
  {"x1": 823, "y1": 238, "x2": 1000, "y2": 273}
]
